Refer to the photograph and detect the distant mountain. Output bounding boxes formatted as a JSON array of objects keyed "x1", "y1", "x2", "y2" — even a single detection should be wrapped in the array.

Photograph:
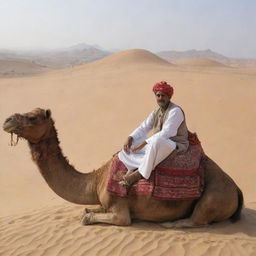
[
  {"x1": 157, "y1": 49, "x2": 229, "y2": 64},
  {"x1": 1, "y1": 46, "x2": 256, "y2": 72},
  {"x1": 0, "y1": 58, "x2": 49, "y2": 77},
  {"x1": 0, "y1": 44, "x2": 112, "y2": 68},
  {"x1": 0, "y1": 49, "x2": 22, "y2": 59},
  {"x1": 31, "y1": 47, "x2": 111, "y2": 68},
  {"x1": 174, "y1": 58, "x2": 227, "y2": 67},
  {"x1": 64, "y1": 43, "x2": 105, "y2": 51},
  {"x1": 157, "y1": 49, "x2": 256, "y2": 67}
]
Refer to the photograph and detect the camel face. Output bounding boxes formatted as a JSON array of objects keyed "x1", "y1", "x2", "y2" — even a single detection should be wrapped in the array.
[{"x1": 3, "y1": 108, "x2": 52, "y2": 143}]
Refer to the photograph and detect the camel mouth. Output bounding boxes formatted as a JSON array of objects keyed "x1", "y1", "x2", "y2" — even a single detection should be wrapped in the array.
[
  {"x1": 3, "y1": 120, "x2": 20, "y2": 134},
  {"x1": 3, "y1": 120, "x2": 23, "y2": 146},
  {"x1": 3, "y1": 123, "x2": 15, "y2": 133}
]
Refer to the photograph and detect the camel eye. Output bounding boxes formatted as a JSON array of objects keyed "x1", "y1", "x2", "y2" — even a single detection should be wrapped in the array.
[{"x1": 28, "y1": 116, "x2": 37, "y2": 121}]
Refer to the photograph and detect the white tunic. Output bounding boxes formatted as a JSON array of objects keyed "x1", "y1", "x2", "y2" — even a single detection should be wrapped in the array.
[{"x1": 118, "y1": 106, "x2": 184, "y2": 179}]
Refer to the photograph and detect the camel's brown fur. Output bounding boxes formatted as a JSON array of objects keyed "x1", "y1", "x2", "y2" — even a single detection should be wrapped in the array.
[{"x1": 3, "y1": 108, "x2": 243, "y2": 227}]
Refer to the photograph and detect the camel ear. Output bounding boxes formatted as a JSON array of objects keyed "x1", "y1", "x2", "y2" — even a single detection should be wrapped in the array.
[{"x1": 45, "y1": 109, "x2": 51, "y2": 119}]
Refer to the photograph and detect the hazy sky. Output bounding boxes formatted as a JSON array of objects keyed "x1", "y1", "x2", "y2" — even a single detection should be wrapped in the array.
[{"x1": 0, "y1": 0, "x2": 256, "y2": 58}]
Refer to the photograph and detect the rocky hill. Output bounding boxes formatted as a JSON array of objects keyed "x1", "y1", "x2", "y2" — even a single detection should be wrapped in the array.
[
  {"x1": 157, "y1": 49, "x2": 256, "y2": 67},
  {"x1": 0, "y1": 43, "x2": 111, "y2": 69}
]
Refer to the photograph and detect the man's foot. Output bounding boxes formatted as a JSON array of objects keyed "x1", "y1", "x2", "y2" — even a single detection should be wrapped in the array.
[{"x1": 119, "y1": 170, "x2": 142, "y2": 186}]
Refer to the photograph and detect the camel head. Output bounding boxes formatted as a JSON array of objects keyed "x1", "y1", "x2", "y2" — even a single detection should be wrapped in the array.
[{"x1": 3, "y1": 108, "x2": 53, "y2": 144}]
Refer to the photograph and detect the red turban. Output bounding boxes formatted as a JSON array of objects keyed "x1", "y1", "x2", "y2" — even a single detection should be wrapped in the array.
[{"x1": 152, "y1": 81, "x2": 173, "y2": 98}]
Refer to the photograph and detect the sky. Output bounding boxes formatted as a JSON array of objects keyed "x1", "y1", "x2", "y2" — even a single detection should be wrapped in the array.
[{"x1": 0, "y1": 0, "x2": 256, "y2": 58}]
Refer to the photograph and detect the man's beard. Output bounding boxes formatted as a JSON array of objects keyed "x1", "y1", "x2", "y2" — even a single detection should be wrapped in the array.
[{"x1": 157, "y1": 100, "x2": 169, "y2": 109}]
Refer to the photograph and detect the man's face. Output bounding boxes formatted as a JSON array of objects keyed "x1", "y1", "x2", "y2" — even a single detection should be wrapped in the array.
[{"x1": 155, "y1": 91, "x2": 170, "y2": 109}]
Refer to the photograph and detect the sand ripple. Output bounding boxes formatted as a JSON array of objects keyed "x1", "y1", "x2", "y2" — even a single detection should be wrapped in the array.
[{"x1": 0, "y1": 203, "x2": 256, "y2": 256}]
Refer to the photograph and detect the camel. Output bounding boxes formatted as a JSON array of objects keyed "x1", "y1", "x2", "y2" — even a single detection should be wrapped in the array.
[{"x1": 3, "y1": 108, "x2": 243, "y2": 228}]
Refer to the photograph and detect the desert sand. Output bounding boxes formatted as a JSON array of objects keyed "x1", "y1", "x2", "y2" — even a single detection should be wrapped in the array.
[{"x1": 0, "y1": 49, "x2": 256, "y2": 255}]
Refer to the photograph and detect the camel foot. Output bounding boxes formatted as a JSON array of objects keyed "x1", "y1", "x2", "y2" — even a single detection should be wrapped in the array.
[
  {"x1": 81, "y1": 212, "x2": 94, "y2": 225},
  {"x1": 80, "y1": 211, "x2": 131, "y2": 226},
  {"x1": 80, "y1": 206, "x2": 106, "y2": 224},
  {"x1": 160, "y1": 218, "x2": 208, "y2": 229}
]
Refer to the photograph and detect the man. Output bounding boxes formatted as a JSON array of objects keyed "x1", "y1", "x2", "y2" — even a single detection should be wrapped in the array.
[{"x1": 118, "y1": 81, "x2": 189, "y2": 186}]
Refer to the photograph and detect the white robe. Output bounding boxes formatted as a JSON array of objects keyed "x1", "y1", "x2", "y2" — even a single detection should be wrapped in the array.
[{"x1": 118, "y1": 106, "x2": 184, "y2": 179}]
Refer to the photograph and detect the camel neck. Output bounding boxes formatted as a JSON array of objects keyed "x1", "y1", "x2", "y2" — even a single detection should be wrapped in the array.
[{"x1": 28, "y1": 124, "x2": 100, "y2": 205}]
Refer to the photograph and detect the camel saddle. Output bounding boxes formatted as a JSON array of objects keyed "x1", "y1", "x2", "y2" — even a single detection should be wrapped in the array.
[{"x1": 107, "y1": 132, "x2": 204, "y2": 200}]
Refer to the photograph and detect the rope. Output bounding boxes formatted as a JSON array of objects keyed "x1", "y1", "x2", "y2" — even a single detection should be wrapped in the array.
[{"x1": 10, "y1": 133, "x2": 19, "y2": 146}]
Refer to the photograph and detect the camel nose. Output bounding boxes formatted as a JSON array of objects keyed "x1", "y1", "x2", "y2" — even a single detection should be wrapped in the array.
[
  {"x1": 5, "y1": 117, "x2": 12, "y2": 123},
  {"x1": 3, "y1": 116, "x2": 17, "y2": 132}
]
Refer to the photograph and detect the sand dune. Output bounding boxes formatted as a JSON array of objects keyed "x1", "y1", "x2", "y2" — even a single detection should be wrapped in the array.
[
  {"x1": 0, "y1": 49, "x2": 256, "y2": 255},
  {"x1": 89, "y1": 49, "x2": 173, "y2": 67}
]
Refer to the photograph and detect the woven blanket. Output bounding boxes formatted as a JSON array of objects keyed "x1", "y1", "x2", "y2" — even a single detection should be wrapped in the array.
[{"x1": 107, "y1": 138, "x2": 204, "y2": 200}]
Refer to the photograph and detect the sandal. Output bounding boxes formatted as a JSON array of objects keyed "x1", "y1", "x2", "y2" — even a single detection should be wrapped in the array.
[{"x1": 119, "y1": 170, "x2": 142, "y2": 186}]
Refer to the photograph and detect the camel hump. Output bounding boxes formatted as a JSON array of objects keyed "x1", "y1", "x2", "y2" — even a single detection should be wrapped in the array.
[{"x1": 230, "y1": 186, "x2": 244, "y2": 222}]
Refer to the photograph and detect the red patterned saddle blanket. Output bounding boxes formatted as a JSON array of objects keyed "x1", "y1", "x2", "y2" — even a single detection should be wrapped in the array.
[{"x1": 107, "y1": 133, "x2": 204, "y2": 200}]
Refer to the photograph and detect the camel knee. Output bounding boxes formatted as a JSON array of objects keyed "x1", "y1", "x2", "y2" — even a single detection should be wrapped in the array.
[{"x1": 112, "y1": 213, "x2": 131, "y2": 226}]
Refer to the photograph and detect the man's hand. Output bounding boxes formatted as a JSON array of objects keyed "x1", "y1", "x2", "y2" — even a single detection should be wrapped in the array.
[
  {"x1": 123, "y1": 136, "x2": 133, "y2": 154},
  {"x1": 131, "y1": 141, "x2": 147, "y2": 152}
]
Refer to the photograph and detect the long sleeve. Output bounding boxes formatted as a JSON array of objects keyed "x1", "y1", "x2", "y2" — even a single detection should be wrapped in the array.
[
  {"x1": 129, "y1": 112, "x2": 154, "y2": 140},
  {"x1": 146, "y1": 107, "x2": 184, "y2": 143}
]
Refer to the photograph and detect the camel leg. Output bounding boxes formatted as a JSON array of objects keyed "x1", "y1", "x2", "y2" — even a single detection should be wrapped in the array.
[
  {"x1": 83, "y1": 206, "x2": 106, "y2": 214},
  {"x1": 81, "y1": 204, "x2": 131, "y2": 226},
  {"x1": 80, "y1": 206, "x2": 106, "y2": 222},
  {"x1": 161, "y1": 190, "x2": 233, "y2": 229},
  {"x1": 160, "y1": 202, "x2": 212, "y2": 228},
  {"x1": 81, "y1": 211, "x2": 131, "y2": 226},
  {"x1": 160, "y1": 195, "x2": 219, "y2": 229},
  {"x1": 160, "y1": 218, "x2": 209, "y2": 229}
]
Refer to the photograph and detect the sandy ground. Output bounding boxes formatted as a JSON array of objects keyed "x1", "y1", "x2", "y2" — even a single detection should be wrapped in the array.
[{"x1": 0, "y1": 49, "x2": 256, "y2": 255}]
